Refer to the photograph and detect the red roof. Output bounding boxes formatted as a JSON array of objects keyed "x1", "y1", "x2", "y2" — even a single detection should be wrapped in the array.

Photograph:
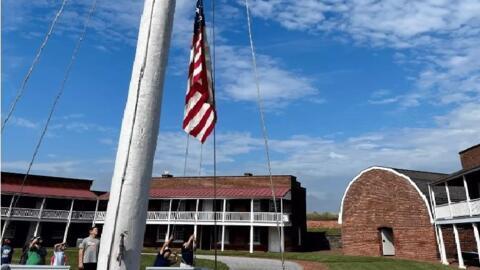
[
  {"x1": 149, "y1": 187, "x2": 290, "y2": 199},
  {"x1": 1, "y1": 183, "x2": 100, "y2": 200}
]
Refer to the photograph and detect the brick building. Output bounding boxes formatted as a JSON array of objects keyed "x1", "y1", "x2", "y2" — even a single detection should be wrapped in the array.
[
  {"x1": 339, "y1": 144, "x2": 480, "y2": 268},
  {"x1": 1, "y1": 172, "x2": 306, "y2": 253}
]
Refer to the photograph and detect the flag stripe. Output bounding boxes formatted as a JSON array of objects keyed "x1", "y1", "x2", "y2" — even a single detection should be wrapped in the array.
[{"x1": 183, "y1": 0, "x2": 216, "y2": 144}]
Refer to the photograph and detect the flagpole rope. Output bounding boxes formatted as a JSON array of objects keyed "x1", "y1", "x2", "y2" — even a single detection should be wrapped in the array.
[
  {"x1": 2, "y1": 0, "x2": 69, "y2": 132},
  {"x1": 183, "y1": 134, "x2": 191, "y2": 176},
  {"x1": 199, "y1": 143, "x2": 203, "y2": 176},
  {"x1": 244, "y1": 0, "x2": 285, "y2": 268},
  {"x1": 4, "y1": 0, "x2": 98, "y2": 225},
  {"x1": 211, "y1": 0, "x2": 218, "y2": 269}
]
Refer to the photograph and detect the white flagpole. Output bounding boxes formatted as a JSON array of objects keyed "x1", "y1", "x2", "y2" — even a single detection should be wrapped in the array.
[{"x1": 97, "y1": 0, "x2": 176, "y2": 269}]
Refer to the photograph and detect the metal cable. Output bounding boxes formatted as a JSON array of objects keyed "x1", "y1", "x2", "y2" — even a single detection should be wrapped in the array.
[
  {"x1": 211, "y1": 0, "x2": 218, "y2": 269},
  {"x1": 2, "y1": 0, "x2": 69, "y2": 131},
  {"x1": 5, "y1": 0, "x2": 98, "y2": 224},
  {"x1": 183, "y1": 134, "x2": 191, "y2": 176},
  {"x1": 244, "y1": 0, "x2": 285, "y2": 268}
]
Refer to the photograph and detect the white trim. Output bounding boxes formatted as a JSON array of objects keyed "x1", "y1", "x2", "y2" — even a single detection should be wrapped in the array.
[
  {"x1": 473, "y1": 223, "x2": 480, "y2": 266},
  {"x1": 453, "y1": 224, "x2": 466, "y2": 269},
  {"x1": 338, "y1": 166, "x2": 434, "y2": 224}
]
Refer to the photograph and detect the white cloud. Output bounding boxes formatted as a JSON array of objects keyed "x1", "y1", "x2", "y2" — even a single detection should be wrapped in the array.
[
  {"x1": 8, "y1": 117, "x2": 39, "y2": 129},
  {"x1": 2, "y1": 160, "x2": 81, "y2": 175},
  {"x1": 151, "y1": 102, "x2": 479, "y2": 211},
  {"x1": 246, "y1": 0, "x2": 480, "y2": 107},
  {"x1": 216, "y1": 45, "x2": 319, "y2": 107}
]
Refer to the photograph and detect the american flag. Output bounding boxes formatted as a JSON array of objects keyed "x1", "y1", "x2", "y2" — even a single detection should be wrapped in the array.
[{"x1": 183, "y1": 0, "x2": 216, "y2": 144}]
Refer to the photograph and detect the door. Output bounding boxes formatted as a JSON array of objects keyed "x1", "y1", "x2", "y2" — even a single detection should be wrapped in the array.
[{"x1": 380, "y1": 228, "x2": 395, "y2": 256}]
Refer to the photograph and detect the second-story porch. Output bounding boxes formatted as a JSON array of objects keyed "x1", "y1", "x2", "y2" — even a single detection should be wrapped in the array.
[{"x1": 429, "y1": 166, "x2": 480, "y2": 224}]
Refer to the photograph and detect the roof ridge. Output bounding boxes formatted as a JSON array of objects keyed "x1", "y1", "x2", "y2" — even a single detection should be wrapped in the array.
[{"x1": 388, "y1": 167, "x2": 448, "y2": 175}]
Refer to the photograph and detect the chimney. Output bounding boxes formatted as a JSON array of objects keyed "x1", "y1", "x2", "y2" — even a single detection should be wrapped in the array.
[
  {"x1": 459, "y1": 144, "x2": 480, "y2": 170},
  {"x1": 244, "y1": 172, "x2": 253, "y2": 177},
  {"x1": 162, "y1": 170, "x2": 173, "y2": 178}
]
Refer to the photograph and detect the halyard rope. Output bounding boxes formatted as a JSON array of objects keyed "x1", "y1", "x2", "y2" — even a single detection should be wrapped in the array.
[
  {"x1": 244, "y1": 0, "x2": 286, "y2": 268},
  {"x1": 211, "y1": 0, "x2": 219, "y2": 268},
  {"x1": 2, "y1": 0, "x2": 98, "y2": 241},
  {"x1": 2, "y1": 0, "x2": 69, "y2": 132}
]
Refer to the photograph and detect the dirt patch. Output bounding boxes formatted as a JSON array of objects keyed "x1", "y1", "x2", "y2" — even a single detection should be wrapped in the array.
[
  {"x1": 307, "y1": 220, "x2": 340, "y2": 229},
  {"x1": 293, "y1": 260, "x2": 329, "y2": 270}
]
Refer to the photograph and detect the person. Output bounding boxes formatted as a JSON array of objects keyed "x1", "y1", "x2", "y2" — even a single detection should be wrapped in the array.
[
  {"x1": 51, "y1": 242, "x2": 67, "y2": 266},
  {"x1": 79, "y1": 226, "x2": 100, "y2": 270},
  {"x1": 19, "y1": 237, "x2": 33, "y2": 265},
  {"x1": 1, "y1": 239, "x2": 14, "y2": 265},
  {"x1": 180, "y1": 234, "x2": 195, "y2": 267},
  {"x1": 153, "y1": 236, "x2": 177, "y2": 267},
  {"x1": 26, "y1": 236, "x2": 47, "y2": 265}
]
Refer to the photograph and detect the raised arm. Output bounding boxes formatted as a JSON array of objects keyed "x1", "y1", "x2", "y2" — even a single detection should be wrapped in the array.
[{"x1": 78, "y1": 245, "x2": 84, "y2": 269}]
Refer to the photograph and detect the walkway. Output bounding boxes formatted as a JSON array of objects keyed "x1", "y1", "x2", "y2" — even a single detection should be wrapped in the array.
[{"x1": 197, "y1": 255, "x2": 303, "y2": 270}]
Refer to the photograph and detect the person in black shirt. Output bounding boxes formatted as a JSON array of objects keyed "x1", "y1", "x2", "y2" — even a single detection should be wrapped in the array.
[
  {"x1": 180, "y1": 234, "x2": 195, "y2": 267},
  {"x1": 1, "y1": 239, "x2": 13, "y2": 265}
]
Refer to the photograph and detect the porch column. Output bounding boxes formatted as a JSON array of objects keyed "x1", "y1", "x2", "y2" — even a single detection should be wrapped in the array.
[
  {"x1": 63, "y1": 199, "x2": 75, "y2": 243},
  {"x1": 221, "y1": 199, "x2": 226, "y2": 252},
  {"x1": 463, "y1": 176, "x2": 472, "y2": 216},
  {"x1": 92, "y1": 198, "x2": 100, "y2": 226},
  {"x1": 194, "y1": 199, "x2": 199, "y2": 239},
  {"x1": 249, "y1": 225, "x2": 254, "y2": 254},
  {"x1": 250, "y1": 199, "x2": 254, "y2": 253},
  {"x1": 445, "y1": 182, "x2": 453, "y2": 218},
  {"x1": 34, "y1": 197, "x2": 46, "y2": 236},
  {"x1": 473, "y1": 223, "x2": 480, "y2": 265},
  {"x1": 430, "y1": 187, "x2": 448, "y2": 264},
  {"x1": 453, "y1": 224, "x2": 465, "y2": 269},
  {"x1": 165, "y1": 199, "x2": 172, "y2": 241},
  {"x1": 437, "y1": 225, "x2": 448, "y2": 265},
  {"x1": 280, "y1": 198, "x2": 284, "y2": 252}
]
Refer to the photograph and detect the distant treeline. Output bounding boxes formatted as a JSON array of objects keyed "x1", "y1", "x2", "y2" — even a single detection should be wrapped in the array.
[{"x1": 306, "y1": 211, "x2": 339, "y2": 221}]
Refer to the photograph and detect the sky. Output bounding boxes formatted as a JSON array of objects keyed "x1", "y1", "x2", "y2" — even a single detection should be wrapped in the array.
[{"x1": 2, "y1": 0, "x2": 480, "y2": 212}]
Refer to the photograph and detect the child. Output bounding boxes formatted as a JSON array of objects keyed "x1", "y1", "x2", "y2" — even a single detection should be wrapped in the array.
[
  {"x1": 153, "y1": 236, "x2": 177, "y2": 267},
  {"x1": 51, "y1": 242, "x2": 67, "y2": 266}
]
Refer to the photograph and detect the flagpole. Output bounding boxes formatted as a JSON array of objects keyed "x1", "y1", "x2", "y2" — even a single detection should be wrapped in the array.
[{"x1": 97, "y1": 0, "x2": 176, "y2": 269}]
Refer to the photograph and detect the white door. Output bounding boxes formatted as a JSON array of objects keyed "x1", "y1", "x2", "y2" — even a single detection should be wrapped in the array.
[
  {"x1": 380, "y1": 228, "x2": 395, "y2": 256},
  {"x1": 268, "y1": 227, "x2": 280, "y2": 252}
]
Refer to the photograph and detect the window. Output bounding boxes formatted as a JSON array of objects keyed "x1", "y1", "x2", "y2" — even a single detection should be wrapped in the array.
[
  {"x1": 160, "y1": 200, "x2": 170, "y2": 211},
  {"x1": 253, "y1": 200, "x2": 261, "y2": 212},
  {"x1": 268, "y1": 200, "x2": 280, "y2": 212},
  {"x1": 253, "y1": 228, "x2": 261, "y2": 244},
  {"x1": 217, "y1": 227, "x2": 229, "y2": 244},
  {"x1": 156, "y1": 227, "x2": 167, "y2": 241}
]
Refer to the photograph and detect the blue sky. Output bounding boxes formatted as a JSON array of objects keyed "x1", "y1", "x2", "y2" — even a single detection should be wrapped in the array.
[{"x1": 2, "y1": 0, "x2": 480, "y2": 212}]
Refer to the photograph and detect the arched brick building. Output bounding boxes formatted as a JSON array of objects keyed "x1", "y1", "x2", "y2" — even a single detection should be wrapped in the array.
[{"x1": 338, "y1": 167, "x2": 446, "y2": 261}]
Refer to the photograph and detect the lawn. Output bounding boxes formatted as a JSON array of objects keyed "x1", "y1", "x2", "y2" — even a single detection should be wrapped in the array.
[
  {"x1": 10, "y1": 248, "x2": 229, "y2": 270},
  {"x1": 195, "y1": 250, "x2": 453, "y2": 270},
  {"x1": 9, "y1": 247, "x2": 454, "y2": 270}
]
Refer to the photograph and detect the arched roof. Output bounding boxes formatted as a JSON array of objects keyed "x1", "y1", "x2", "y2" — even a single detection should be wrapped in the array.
[{"x1": 338, "y1": 166, "x2": 445, "y2": 224}]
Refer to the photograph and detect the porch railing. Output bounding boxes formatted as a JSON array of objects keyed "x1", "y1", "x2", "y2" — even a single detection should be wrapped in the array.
[
  {"x1": 435, "y1": 199, "x2": 480, "y2": 220},
  {"x1": 1, "y1": 207, "x2": 290, "y2": 224}
]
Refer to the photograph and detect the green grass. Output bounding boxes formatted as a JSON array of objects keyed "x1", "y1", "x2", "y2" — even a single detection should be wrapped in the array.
[
  {"x1": 306, "y1": 227, "x2": 341, "y2": 235},
  {"x1": 307, "y1": 211, "x2": 339, "y2": 221},
  {"x1": 11, "y1": 248, "x2": 228, "y2": 270},
  {"x1": 196, "y1": 250, "x2": 454, "y2": 270},
  {"x1": 10, "y1": 247, "x2": 454, "y2": 270}
]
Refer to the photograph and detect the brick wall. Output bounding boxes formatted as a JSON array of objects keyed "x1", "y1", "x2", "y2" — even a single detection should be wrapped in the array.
[
  {"x1": 341, "y1": 169, "x2": 438, "y2": 261},
  {"x1": 440, "y1": 224, "x2": 476, "y2": 259},
  {"x1": 307, "y1": 220, "x2": 341, "y2": 229},
  {"x1": 460, "y1": 144, "x2": 480, "y2": 170}
]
